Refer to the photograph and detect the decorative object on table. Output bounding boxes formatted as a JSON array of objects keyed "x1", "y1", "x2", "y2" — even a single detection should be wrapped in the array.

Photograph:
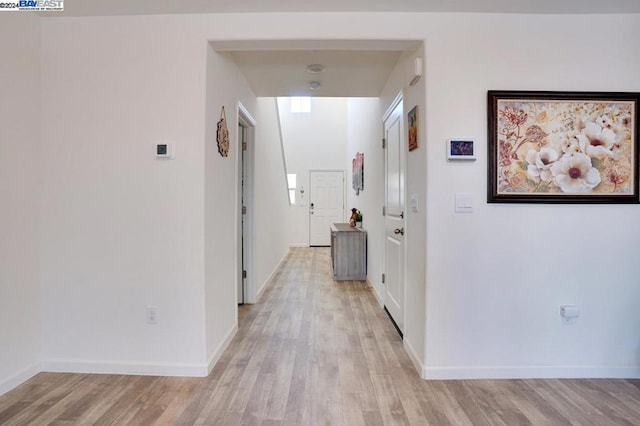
[
  {"x1": 488, "y1": 90, "x2": 639, "y2": 204},
  {"x1": 349, "y1": 208, "x2": 363, "y2": 228},
  {"x1": 447, "y1": 139, "x2": 476, "y2": 161},
  {"x1": 352, "y1": 152, "x2": 364, "y2": 195},
  {"x1": 349, "y1": 209, "x2": 363, "y2": 228},
  {"x1": 408, "y1": 105, "x2": 419, "y2": 151},
  {"x1": 217, "y1": 106, "x2": 230, "y2": 157}
]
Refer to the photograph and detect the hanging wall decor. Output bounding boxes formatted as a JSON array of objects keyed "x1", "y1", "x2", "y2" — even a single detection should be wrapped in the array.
[
  {"x1": 217, "y1": 106, "x2": 230, "y2": 157},
  {"x1": 488, "y1": 91, "x2": 639, "y2": 203},
  {"x1": 408, "y1": 105, "x2": 419, "y2": 151},
  {"x1": 352, "y1": 152, "x2": 364, "y2": 195}
]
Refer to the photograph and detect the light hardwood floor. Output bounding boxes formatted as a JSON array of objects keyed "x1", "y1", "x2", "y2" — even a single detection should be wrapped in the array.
[{"x1": 2, "y1": 247, "x2": 640, "y2": 425}]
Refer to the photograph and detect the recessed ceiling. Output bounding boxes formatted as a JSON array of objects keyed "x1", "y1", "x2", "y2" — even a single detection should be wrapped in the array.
[
  {"x1": 215, "y1": 40, "x2": 421, "y2": 97},
  {"x1": 229, "y1": 50, "x2": 403, "y2": 97},
  {"x1": 39, "y1": 0, "x2": 640, "y2": 17}
]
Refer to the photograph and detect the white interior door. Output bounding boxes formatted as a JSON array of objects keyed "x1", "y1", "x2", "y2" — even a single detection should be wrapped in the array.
[
  {"x1": 309, "y1": 171, "x2": 344, "y2": 246},
  {"x1": 237, "y1": 103, "x2": 256, "y2": 305},
  {"x1": 383, "y1": 99, "x2": 405, "y2": 333},
  {"x1": 239, "y1": 123, "x2": 246, "y2": 304}
]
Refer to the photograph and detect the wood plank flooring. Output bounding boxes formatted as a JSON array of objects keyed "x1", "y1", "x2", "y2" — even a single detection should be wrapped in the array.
[{"x1": 2, "y1": 247, "x2": 640, "y2": 425}]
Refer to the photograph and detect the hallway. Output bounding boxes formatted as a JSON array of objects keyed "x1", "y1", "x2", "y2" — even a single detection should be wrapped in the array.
[{"x1": 1, "y1": 247, "x2": 640, "y2": 425}]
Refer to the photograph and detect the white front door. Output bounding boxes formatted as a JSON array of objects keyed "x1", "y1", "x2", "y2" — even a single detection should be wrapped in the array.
[
  {"x1": 309, "y1": 170, "x2": 344, "y2": 246},
  {"x1": 383, "y1": 99, "x2": 405, "y2": 333}
]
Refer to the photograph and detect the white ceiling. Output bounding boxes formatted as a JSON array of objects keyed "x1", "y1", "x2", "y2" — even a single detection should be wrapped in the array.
[
  {"x1": 227, "y1": 50, "x2": 403, "y2": 97},
  {"x1": 40, "y1": 1, "x2": 640, "y2": 97},
  {"x1": 213, "y1": 41, "x2": 421, "y2": 97},
  {"x1": 40, "y1": 0, "x2": 640, "y2": 16}
]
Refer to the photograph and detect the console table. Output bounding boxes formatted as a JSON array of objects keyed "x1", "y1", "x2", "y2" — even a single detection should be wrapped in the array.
[{"x1": 330, "y1": 223, "x2": 367, "y2": 281}]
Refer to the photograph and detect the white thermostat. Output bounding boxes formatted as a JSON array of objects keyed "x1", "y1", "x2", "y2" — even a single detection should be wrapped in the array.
[{"x1": 155, "y1": 143, "x2": 175, "y2": 159}]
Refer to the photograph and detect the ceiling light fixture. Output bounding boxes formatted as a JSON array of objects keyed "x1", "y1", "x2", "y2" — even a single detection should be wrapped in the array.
[
  {"x1": 307, "y1": 81, "x2": 322, "y2": 91},
  {"x1": 306, "y1": 64, "x2": 325, "y2": 74}
]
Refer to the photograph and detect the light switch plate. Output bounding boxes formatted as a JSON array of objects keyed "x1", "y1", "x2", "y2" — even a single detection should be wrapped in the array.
[
  {"x1": 455, "y1": 193, "x2": 473, "y2": 213},
  {"x1": 411, "y1": 194, "x2": 419, "y2": 213}
]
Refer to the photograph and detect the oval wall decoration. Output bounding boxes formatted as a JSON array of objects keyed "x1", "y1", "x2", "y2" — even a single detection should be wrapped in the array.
[{"x1": 217, "y1": 106, "x2": 230, "y2": 157}]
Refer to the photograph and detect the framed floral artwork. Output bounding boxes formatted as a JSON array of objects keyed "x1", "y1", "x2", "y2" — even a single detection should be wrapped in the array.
[{"x1": 488, "y1": 91, "x2": 639, "y2": 203}]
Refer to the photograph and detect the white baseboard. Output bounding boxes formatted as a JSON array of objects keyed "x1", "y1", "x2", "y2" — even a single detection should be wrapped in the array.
[
  {"x1": 256, "y1": 248, "x2": 289, "y2": 301},
  {"x1": 369, "y1": 281, "x2": 384, "y2": 307},
  {"x1": 41, "y1": 359, "x2": 208, "y2": 377},
  {"x1": 207, "y1": 324, "x2": 238, "y2": 374},
  {"x1": 4, "y1": 327, "x2": 240, "y2": 394},
  {"x1": 403, "y1": 338, "x2": 425, "y2": 378},
  {"x1": 422, "y1": 365, "x2": 640, "y2": 380},
  {"x1": 0, "y1": 362, "x2": 40, "y2": 396},
  {"x1": 288, "y1": 243, "x2": 308, "y2": 248}
]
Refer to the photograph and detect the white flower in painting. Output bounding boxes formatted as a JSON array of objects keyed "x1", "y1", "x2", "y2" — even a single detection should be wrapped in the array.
[
  {"x1": 561, "y1": 135, "x2": 582, "y2": 156},
  {"x1": 578, "y1": 121, "x2": 616, "y2": 159},
  {"x1": 525, "y1": 147, "x2": 559, "y2": 182},
  {"x1": 596, "y1": 115, "x2": 613, "y2": 129},
  {"x1": 551, "y1": 153, "x2": 601, "y2": 193},
  {"x1": 613, "y1": 111, "x2": 632, "y2": 135}
]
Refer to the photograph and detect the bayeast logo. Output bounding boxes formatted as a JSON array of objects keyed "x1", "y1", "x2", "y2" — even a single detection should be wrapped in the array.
[{"x1": 18, "y1": 0, "x2": 63, "y2": 10}]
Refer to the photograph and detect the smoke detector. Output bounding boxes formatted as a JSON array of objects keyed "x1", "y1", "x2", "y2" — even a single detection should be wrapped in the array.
[{"x1": 306, "y1": 64, "x2": 325, "y2": 74}]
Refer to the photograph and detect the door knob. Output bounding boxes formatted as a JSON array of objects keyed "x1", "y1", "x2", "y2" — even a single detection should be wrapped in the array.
[{"x1": 394, "y1": 228, "x2": 404, "y2": 235}]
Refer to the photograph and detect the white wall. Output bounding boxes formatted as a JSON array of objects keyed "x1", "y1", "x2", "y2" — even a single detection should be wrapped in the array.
[
  {"x1": 422, "y1": 13, "x2": 640, "y2": 379},
  {"x1": 253, "y1": 98, "x2": 291, "y2": 296},
  {"x1": 0, "y1": 13, "x2": 41, "y2": 395},
  {"x1": 278, "y1": 97, "x2": 350, "y2": 245},
  {"x1": 345, "y1": 99, "x2": 384, "y2": 300},
  {"x1": 40, "y1": 17, "x2": 208, "y2": 375}
]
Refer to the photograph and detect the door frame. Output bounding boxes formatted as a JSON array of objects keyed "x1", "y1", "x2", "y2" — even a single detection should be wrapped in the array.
[
  {"x1": 308, "y1": 169, "x2": 346, "y2": 246},
  {"x1": 237, "y1": 102, "x2": 257, "y2": 304},
  {"x1": 381, "y1": 91, "x2": 407, "y2": 332}
]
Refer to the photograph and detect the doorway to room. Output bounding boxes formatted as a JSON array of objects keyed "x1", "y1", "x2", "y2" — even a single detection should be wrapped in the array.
[{"x1": 238, "y1": 103, "x2": 256, "y2": 304}]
